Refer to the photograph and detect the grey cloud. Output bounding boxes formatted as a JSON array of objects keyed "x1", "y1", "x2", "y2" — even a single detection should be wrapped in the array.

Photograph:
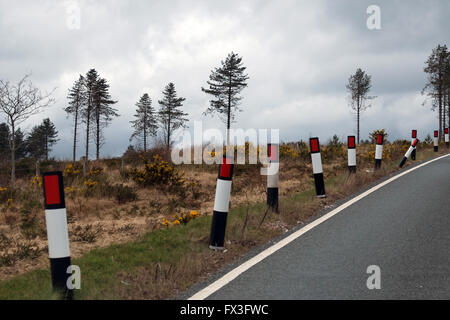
[{"x1": 0, "y1": 0, "x2": 448, "y2": 159}]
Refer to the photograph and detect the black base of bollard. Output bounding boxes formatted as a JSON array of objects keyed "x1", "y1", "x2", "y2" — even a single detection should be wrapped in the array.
[
  {"x1": 374, "y1": 159, "x2": 382, "y2": 170},
  {"x1": 313, "y1": 173, "x2": 326, "y2": 198},
  {"x1": 399, "y1": 156, "x2": 407, "y2": 168},
  {"x1": 50, "y1": 256, "x2": 73, "y2": 300},
  {"x1": 434, "y1": 146, "x2": 438, "y2": 152},
  {"x1": 411, "y1": 149, "x2": 416, "y2": 160},
  {"x1": 209, "y1": 211, "x2": 228, "y2": 250},
  {"x1": 267, "y1": 187, "x2": 279, "y2": 212},
  {"x1": 348, "y1": 165, "x2": 356, "y2": 173}
]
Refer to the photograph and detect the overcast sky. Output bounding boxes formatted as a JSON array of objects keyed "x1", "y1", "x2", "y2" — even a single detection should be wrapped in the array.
[{"x1": 0, "y1": 0, "x2": 449, "y2": 159}]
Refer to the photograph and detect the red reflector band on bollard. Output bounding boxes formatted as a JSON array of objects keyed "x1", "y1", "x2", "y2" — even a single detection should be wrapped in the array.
[
  {"x1": 43, "y1": 172, "x2": 65, "y2": 209},
  {"x1": 445, "y1": 128, "x2": 449, "y2": 134},
  {"x1": 268, "y1": 144, "x2": 278, "y2": 162},
  {"x1": 218, "y1": 157, "x2": 233, "y2": 180},
  {"x1": 376, "y1": 134, "x2": 383, "y2": 145},
  {"x1": 434, "y1": 130, "x2": 438, "y2": 137},
  {"x1": 412, "y1": 130, "x2": 417, "y2": 138},
  {"x1": 44, "y1": 175, "x2": 60, "y2": 205},
  {"x1": 310, "y1": 138, "x2": 320, "y2": 153},
  {"x1": 348, "y1": 136, "x2": 356, "y2": 149}
]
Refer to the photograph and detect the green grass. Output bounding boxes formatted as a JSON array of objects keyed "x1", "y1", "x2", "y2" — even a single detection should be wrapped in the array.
[{"x1": 0, "y1": 196, "x2": 274, "y2": 300}]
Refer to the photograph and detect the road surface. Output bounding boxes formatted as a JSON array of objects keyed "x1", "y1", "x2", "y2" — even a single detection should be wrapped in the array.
[{"x1": 195, "y1": 155, "x2": 450, "y2": 299}]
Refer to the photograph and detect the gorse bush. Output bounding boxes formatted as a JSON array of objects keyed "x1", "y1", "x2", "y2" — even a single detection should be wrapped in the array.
[
  {"x1": 280, "y1": 144, "x2": 299, "y2": 159},
  {"x1": 112, "y1": 184, "x2": 138, "y2": 204},
  {"x1": 128, "y1": 155, "x2": 184, "y2": 189}
]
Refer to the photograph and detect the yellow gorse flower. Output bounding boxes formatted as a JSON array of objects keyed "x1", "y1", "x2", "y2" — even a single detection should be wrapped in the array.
[
  {"x1": 65, "y1": 186, "x2": 77, "y2": 193},
  {"x1": 64, "y1": 164, "x2": 80, "y2": 176},
  {"x1": 161, "y1": 218, "x2": 170, "y2": 228},
  {"x1": 84, "y1": 178, "x2": 98, "y2": 188},
  {"x1": 190, "y1": 210, "x2": 199, "y2": 218},
  {"x1": 30, "y1": 175, "x2": 42, "y2": 187}
]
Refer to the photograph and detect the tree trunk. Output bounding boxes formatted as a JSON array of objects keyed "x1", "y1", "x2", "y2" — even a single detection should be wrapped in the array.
[
  {"x1": 45, "y1": 134, "x2": 48, "y2": 160},
  {"x1": 11, "y1": 121, "x2": 15, "y2": 186},
  {"x1": 73, "y1": 110, "x2": 78, "y2": 162},
  {"x1": 444, "y1": 94, "x2": 447, "y2": 135},
  {"x1": 35, "y1": 160, "x2": 40, "y2": 177},
  {"x1": 85, "y1": 107, "x2": 91, "y2": 167},
  {"x1": 143, "y1": 114, "x2": 147, "y2": 152},
  {"x1": 357, "y1": 109, "x2": 360, "y2": 144},
  {"x1": 167, "y1": 113, "x2": 171, "y2": 150},
  {"x1": 227, "y1": 75, "x2": 232, "y2": 146},
  {"x1": 439, "y1": 92, "x2": 442, "y2": 141},
  {"x1": 96, "y1": 112, "x2": 100, "y2": 160}
]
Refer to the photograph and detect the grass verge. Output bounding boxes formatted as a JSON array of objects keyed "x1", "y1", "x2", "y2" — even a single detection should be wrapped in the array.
[{"x1": 0, "y1": 150, "x2": 448, "y2": 299}]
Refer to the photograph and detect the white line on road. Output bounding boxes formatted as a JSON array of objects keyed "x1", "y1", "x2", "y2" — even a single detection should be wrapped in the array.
[{"x1": 188, "y1": 154, "x2": 450, "y2": 300}]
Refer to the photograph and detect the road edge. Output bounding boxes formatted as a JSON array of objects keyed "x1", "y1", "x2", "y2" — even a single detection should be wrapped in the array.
[{"x1": 185, "y1": 153, "x2": 450, "y2": 300}]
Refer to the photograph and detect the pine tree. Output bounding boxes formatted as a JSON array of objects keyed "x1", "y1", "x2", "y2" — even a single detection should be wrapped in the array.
[
  {"x1": 130, "y1": 93, "x2": 157, "y2": 152},
  {"x1": 26, "y1": 118, "x2": 58, "y2": 160},
  {"x1": 65, "y1": 75, "x2": 86, "y2": 162},
  {"x1": 40, "y1": 118, "x2": 58, "y2": 160},
  {"x1": 92, "y1": 77, "x2": 118, "y2": 159},
  {"x1": 26, "y1": 124, "x2": 46, "y2": 160},
  {"x1": 202, "y1": 52, "x2": 249, "y2": 144},
  {"x1": 158, "y1": 83, "x2": 188, "y2": 149},
  {"x1": 346, "y1": 68, "x2": 376, "y2": 144},
  {"x1": 83, "y1": 69, "x2": 99, "y2": 162},
  {"x1": 422, "y1": 44, "x2": 450, "y2": 140}
]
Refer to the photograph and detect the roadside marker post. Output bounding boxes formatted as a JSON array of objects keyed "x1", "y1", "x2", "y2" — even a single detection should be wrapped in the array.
[
  {"x1": 267, "y1": 143, "x2": 279, "y2": 212},
  {"x1": 309, "y1": 137, "x2": 326, "y2": 198},
  {"x1": 399, "y1": 138, "x2": 419, "y2": 168},
  {"x1": 42, "y1": 171, "x2": 72, "y2": 299},
  {"x1": 445, "y1": 128, "x2": 449, "y2": 148},
  {"x1": 374, "y1": 134, "x2": 384, "y2": 170},
  {"x1": 434, "y1": 130, "x2": 439, "y2": 152},
  {"x1": 347, "y1": 136, "x2": 357, "y2": 173},
  {"x1": 209, "y1": 156, "x2": 234, "y2": 250},
  {"x1": 411, "y1": 130, "x2": 417, "y2": 160}
]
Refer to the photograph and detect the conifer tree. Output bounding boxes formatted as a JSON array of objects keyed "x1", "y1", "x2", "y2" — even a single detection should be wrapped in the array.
[
  {"x1": 158, "y1": 83, "x2": 188, "y2": 149},
  {"x1": 346, "y1": 68, "x2": 376, "y2": 144},
  {"x1": 130, "y1": 93, "x2": 157, "y2": 152},
  {"x1": 422, "y1": 44, "x2": 450, "y2": 140},
  {"x1": 92, "y1": 77, "x2": 118, "y2": 159},
  {"x1": 202, "y1": 52, "x2": 249, "y2": 144},
  {"x1": 65, "y1": 75, "x2": 86, "y2": 162}
]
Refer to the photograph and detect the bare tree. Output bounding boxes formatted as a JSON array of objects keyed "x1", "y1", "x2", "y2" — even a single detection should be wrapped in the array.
[{"x1": 0, "y1": 74, "x2": 55, "y2": 185}]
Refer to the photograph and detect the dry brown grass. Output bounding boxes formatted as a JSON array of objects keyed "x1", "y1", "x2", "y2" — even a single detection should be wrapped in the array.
[{"x1": 0, "y1": 141, "x2": 447, "y2": 288}]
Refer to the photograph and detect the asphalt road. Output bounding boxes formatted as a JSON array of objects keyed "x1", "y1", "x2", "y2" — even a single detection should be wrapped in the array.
[{"x1": 205, "y1": 155, "x2": 450, "y2": 299}]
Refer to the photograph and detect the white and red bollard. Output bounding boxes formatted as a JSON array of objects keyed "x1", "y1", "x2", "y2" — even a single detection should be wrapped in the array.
[
  {"x1": 267, "y1": 143, "x2": 279, "y2": 212},
  {"x1": 433, "y1": 130, "x2": 439, "y2": 152},
  {"x1": 209, "y1": 156, "x2": 234, "y2": 250},
  {"x1": 374, "y1": 134, "x2": 383, "y2": 170},
  {"x1": 42, "y1": 171, "x2": 72, "y2": 299},
  {"x1": 347, "y1": 135, "x2": 356, "y2": 173},
  {"x1": 445, "y1": 128, "x2": 449, "y2": 148},
  {"x1": 309, "y1": 137, "x2": 326, "y2": 198},
  {"x1": 411, "y1": 130, "x2": 417, "y2": 160},
  {"x1": 399, "y1": 138, "x2": 419, "y2": 168}
]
